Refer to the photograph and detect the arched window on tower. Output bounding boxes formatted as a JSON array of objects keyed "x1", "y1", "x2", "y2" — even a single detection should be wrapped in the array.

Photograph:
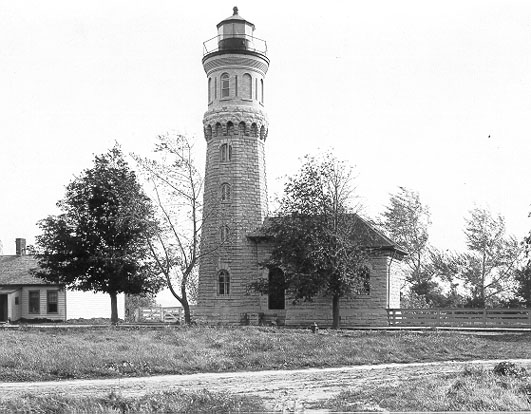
[
  {"x1": 220, "y1": 143, "x2": 232, "y2": 162},
  {"x1": 215, "y1": 123, "x2": 222, "y2": 137},
  {"x1": 206, "y1": 125, "x2": 213, "y2": 140},
  {"x1": 218, "y1": 270, "x2": 230, "y2": 295},
  {"x1": 208, "y1": 78, "x2": 212, "y2": 103},
  {"x1": 238, "y1": 121, "x2": 246, "y2": 136},
  {"x1": 259, "y1": 125, "x2": 265, "y2": 140},
  {"x1": 221, "y1": 183, "x2": 231, "y2": 201},
  {"x1": 260, "y1": 79, "x2": 264, "y2": 103},
  {"x1": 221, "y1": 73, "x2": 230, "y2": 98},
  {"x1": 220, "y1": 225, "x2": 230, "y2": 242},
  {"x1": 250, "y1": 123, "x2": 258, "y2": 137},
  {"x1": 243, "y1": 73, "x2": 252, "y2": 99},
  {"x1": 226, "y1": 121, "x2": 234, "y2": 135}
]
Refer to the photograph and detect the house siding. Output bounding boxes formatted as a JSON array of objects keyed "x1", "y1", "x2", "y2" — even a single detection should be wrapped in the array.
[{"x1": 20, "y1": 286, "x2": 66, "y2": 320}]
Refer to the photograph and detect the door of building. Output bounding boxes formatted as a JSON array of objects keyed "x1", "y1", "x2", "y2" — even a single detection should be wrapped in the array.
[{"x1": 0, "y1": 295, "x2": 7, "y2": 322}]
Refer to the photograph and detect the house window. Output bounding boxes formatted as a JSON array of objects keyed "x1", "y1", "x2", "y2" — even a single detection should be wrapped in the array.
[
  {"x1": 221, "y1": 73, "x2": 230, "y2": 98},
  {"x1": 218, "y1": 270, "x2": 230, "y2": 295},
  {"x1": 220, "y1": 225, "x2": 230, "y2": 242},
  {"x1": 47, "y1": 291, "x2": 58, "y2": 314},
  {"x1": 29, "y1": 291, "x2": 40, "y2": 314},
  {"x1": 268, "y1": 268, "x2": 285, "y2": 310},
  {"x1": 358, "y1": 266, "x2": 371, "y2": 295},
  {"x1": 243, "y1": 73, "x2": 252, "y2": 99},
  {"x1": 15, "y1": 296, "x2": 19, "y2": 305},
  {"x1": 220, "y1": 143, "x2": 232, "y2": 161},
  {"x1": 221, "y1": 183, "x2": 231, "y2": 201}
]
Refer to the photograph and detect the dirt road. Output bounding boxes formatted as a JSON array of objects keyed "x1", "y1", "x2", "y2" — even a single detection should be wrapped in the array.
[{"x1": 2, "y1": 359, "x2": 531, "y2": 412}]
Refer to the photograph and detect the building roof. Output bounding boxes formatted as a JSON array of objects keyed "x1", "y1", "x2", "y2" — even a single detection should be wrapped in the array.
[
  {"x1": 217, "y1": 7, "x2": 255, "y2": 30},
  {"x1": 248, "y1": 214, "x2": 408, "y2": 257},
  {"x1": 0, "y1": 255, "x2": 54, "y2": 286}
]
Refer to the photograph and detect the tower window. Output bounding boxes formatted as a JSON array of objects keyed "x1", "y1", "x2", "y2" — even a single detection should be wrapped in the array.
[
  {"x1": 218, "y1": 270, "x2": 230, "y2": 295},
  {"x1": 220, "y1": 225, "x2": 230, "y2": 242},
  {"x1": 208, "y1": 78, "x2": 212, "y2": 102},
  {"x1": 206, "y1": 125, "x2": 213, "y2": 140},
  {"x1": 226, "y1": 121, "x2": 234, "y2": 135},
  {"x1": 220, "y1": 143, "x2": 232, "y2": 162},
  {"x1": 260, "y1": 79, "x2": 264, "y2": 103},
  {"x1": 235, "y1": 75, "x2": 238, "y2": 96},
  {"x1": 260, "y1": 125, "x2": 265, "y2": 140},
  {"x1": 255, "y1": 78, "x2": 258, "y2": 99},
  {"x1": 215, "y1": 123, "x2": 222, "y2": 137},
  {"x1": 214, "y1": 77, "x2": 217, "y2": 99},
  {"x1": 221, "y1": 73, "x2": 230, "y2": 98},
  {"x1": 243, "y1": 73, "x2": 252, "y2": 99},
  {"x1": 221, "y1": 183, "x2": 231, "y2": 201},
  {"x1": 238, "y1": 121, "x2": 246, "y2": 135},
  {"x1": 250, "y1": 123, "x2": 258, "y2": 137}
]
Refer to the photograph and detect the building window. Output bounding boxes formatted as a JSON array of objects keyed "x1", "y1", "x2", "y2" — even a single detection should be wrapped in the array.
[
  {"x1": 357, "y1": 266, "x2": 371, "y2": 295},
  {"x1": 235, "y1": 75, "x2": 238, "y2": 96},
  {"x1": 29, "y1": 291, "x2": 40, "y2": 314},
  {"x1": 238, "y1": 121, "x2": 246, "y2": 135},
  {"x1": 220, "y1": 143, "x2": 232, "y2": 162},
  {"x1": 243, "y1": 73, "x2": 252, "y2": 99},
  {"x1": 250, "y1": 123, "x2": 258, "y2": 137},
  {"x1": 208, "y1": 78, "x2": 212, "y2": 102},
  {"x1": 226, "y1": 121, "x2": 234, "y2": 135},
  {"x1": 14, "y1": 296, "x2": 19, "y2": 305},
  {"x1": 260, "y1": 79, "x2": 264, "y2": 102},
  {"x1": 215, "y1": 123, "x2": 222, "y2": 136},
  {"x1": 255, "y1": 78, "x2": 258, "y2": 99},
  {"x1": 214, "y1": 77, "x2": 217, "y2": 99},
  {"x1": 47, "y1": 291, "x2": 58, "y2": 314},
  {"x1": 221, "y1": 73, "x2": 230, "y2": 98},
  {"x1": 268, "y1": 268, "x2": 285, "y2": 310},
  {"x1": 220, "y1": 225, "x2": 230, "y2": 242},
  {"x1": 218, "y1": 270, "x2": 230, "y2": 295},
  {"x1": 221, "y1": 183, "x2": 231, "y2": 201}
]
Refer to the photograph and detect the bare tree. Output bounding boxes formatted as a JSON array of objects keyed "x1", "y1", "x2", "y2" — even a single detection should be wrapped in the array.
[{"x1": 134, "y1": 133, "x2": 207, "y2": 324}]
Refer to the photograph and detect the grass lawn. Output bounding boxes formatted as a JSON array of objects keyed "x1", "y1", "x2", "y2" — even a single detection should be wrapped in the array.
[
  {"x1": 0, "y1": 389, "x2": 267, "y2": 414},
  {"x1": 0, "y1": 326, "x2": 530, "y2": 382},
  {"x1": 319, "y1": 363, "x2": 531, "y2": 412}
]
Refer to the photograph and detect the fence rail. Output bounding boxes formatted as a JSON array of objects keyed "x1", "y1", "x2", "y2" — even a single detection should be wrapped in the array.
[
  {"x1": 134, "y1": 307, "x2": 182, "y2": 323},
  {"x1": 387, "y1": 308, "x2": 531, "y2": 327}
]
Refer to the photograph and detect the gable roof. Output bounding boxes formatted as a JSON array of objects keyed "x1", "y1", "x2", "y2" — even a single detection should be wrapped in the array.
[
  {"x1": 248, "y1": 214, "x2": 407, "y2": 257},
  {"x1": 0, "y1": 255, "x2": 56, "y2": 286}
]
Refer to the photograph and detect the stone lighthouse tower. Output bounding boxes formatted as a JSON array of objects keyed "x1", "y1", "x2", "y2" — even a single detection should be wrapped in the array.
[{"x1": 197, "y1": 7, "x2": 270, "y2": 323}]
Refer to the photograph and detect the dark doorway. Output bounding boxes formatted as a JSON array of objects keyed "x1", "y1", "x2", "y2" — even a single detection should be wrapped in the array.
[
  {"x1": 268, "y1": 268, "x2": 285, "y2": 310},
  {"x1": 0, "y1": 295, "x2": 7, "y2": 322}
]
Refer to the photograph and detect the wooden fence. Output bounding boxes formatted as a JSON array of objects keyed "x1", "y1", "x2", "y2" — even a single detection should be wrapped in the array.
[
  {"x1": 387, "y1": 308, "x2": 531, "y2": 328},
  {"x1": 134, "y1": 307, "x2": 183, "y2": 323}
]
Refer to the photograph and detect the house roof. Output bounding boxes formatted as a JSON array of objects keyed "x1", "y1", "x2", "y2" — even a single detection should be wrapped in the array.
[
  {"x1": 247, "y1": 214, "x2": 408, "y2": 257},
  {"x1": 0, "y1": 255, "x2": 54, "y2": 286}
]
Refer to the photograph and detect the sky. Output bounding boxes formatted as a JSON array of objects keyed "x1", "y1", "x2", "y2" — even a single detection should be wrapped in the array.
[{"x1": 1, "y1": 0, "x2": 531, "y2": 263}]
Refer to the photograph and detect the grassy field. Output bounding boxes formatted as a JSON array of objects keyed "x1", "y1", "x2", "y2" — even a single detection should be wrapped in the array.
[
  {"x1": 0, "y1": 389, "x2": 266, "y2": 414},
  {"x1": 319, "y1": 362, "x2": 531, "y2": 412},
  {"x1": 0, "y1": 325, "x2": 530, "y2": 382}
]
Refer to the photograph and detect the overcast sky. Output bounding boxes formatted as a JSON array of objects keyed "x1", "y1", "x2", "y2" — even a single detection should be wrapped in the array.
[{"x1": 1, "y1": 0, "x2": 531, "y2": 258}]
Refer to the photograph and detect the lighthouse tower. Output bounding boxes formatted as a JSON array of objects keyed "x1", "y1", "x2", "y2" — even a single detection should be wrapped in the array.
[{"x1": 197, "y1": 8, "x2": 270, "y2": 322}]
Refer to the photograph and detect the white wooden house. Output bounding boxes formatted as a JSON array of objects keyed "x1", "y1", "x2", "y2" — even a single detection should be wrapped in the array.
[{"x1": 0, "y1": 239, "x2": 124, "y2": 323}]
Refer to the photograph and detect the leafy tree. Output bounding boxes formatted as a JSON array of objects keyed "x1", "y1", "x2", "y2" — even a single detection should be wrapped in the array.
[
  {"x1": 260, "y1": 153, "x2": 370, "y2": 329},
  {"x1": 433, "y1": 208, "x2": 522, "y2": 307},
  {"x1": 380, "y1": 187, "x2": 434, "y2": 292},
  {"x1": 34, "y1": 145, "x2": 164, "y2": 323},
  {"x1": 134, "y1": 133, "x2": 205, "y2": 324},
  {"x1": 513, "y1": 265, "x2": 531, "y2": 307}
]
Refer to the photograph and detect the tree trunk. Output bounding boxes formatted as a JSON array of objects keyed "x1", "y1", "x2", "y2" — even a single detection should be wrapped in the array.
[
  {"x1": 110, "y1": 292, "x2": 118, "y2": 325},
  {"x1": 332, "y1": 293, "x2": 340, "y2": 329},
  {"x1": 182, "y1": 301, "x2": 191, "y2": 325}
]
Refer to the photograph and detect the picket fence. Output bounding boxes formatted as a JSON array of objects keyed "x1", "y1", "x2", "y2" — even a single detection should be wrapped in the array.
[
  {"x1": 387, "y1": 308, "x2": 531, "y2": 328},
  {"x1": 134, "y1": 306, "x2": 183, "y2": 323}
]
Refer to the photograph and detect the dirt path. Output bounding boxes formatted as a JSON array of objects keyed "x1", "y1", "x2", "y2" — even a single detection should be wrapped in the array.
[{"x1": 2, "y1": 359, "x2": 531, "y2": 412}]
